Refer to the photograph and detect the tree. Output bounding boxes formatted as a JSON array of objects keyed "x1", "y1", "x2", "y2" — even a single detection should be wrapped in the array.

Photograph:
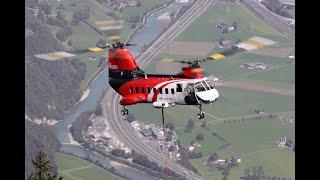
[
  {"x1": 67, "y1": 40, "x2": 73, "y2": 46},
  {"x1": 168, "y1": 145, "x2": 176, "y2": 152},
  {"x1": 232, "y1": 21, "x2": 238, "y2": 30},
  {"x1": 37, "y1": 10, "x2": 45, "y2": 22},
  {"x1": 208, "y1": 152, "x2": 218, "y2": 162},
  {"x1": 40, "y1": 3, "x2": 52, "y2": 15},
  {"x1": 56, "y1": 27, "x2": 72, "y2": 41},
  {"x1": 136, "y1": 1, "x2": 142, "y2": 7},
  {"x1": 222, "y1": 27, "x2": 228, "y2": 33},
  {"x1": 131, "y1": 23, "x2": 136, "y2": 29},
  {"x1": 127, "y1": 113, "x2": 136, "y2": 122},
  {"x1": 27, "y1": 151, "x2": 63, "y2": 180},
  {"x1": 57, "y1": 3, "x2": 65, "y2": 11},
  {"x1": 200, "y1": 121, "x2": 209, "y2": 130},
  {"x1": 196, "y1": 133, "x2": 204, "y2": 141},
  {"x1": 185, "y1": 119, "x2": 194, "y2": 132},
  {"x1": 165, "y1": 135, "x2": 172, "y2": 141},
  {"x1": 165, "y1": 123, "x2": 175, "y2": 131}
]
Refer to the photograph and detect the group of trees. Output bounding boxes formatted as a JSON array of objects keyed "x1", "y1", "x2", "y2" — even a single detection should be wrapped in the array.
[
  {"x1": 111, "y1": 149, "x2": 131, "y2": 159},
  {"x1": 25, "y1": 4, "x2": 86, "y2": 120},
  {"x1": 70, "y1": 111, "x2": 93, "y2": 144},
  {"x1": 242, "y1": 166, "x2": 266, "y2": 180},
  {"x1": 263, "y1": 0, "x2": 292, "y2": 18},
  {"x1": 176, "y1": 141, "x2": 199, "y2": 174},
  {"x1": 188, "y1": 151, "x2": 203, "y2": 159},
  {"x1": 131, "y1": 150, "x2": 162, "y2": 172},
  {"x1": 56, "y1": 26, "x2": 73, "y2": 41},
  {"x1": 25, "y1": 120, "x2": 60, "y2": 175},
  {"x1": 72, "y1": 7, "x2": 91, "y2": 25}
]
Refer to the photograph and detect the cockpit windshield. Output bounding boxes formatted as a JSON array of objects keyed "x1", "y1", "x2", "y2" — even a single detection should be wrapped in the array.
[
  {"x1": 195, "y1": 82, "x2": 206, "y2": 92},
  {"x1": 205, "y1": 80, "x2": 215, "y2": 89}
]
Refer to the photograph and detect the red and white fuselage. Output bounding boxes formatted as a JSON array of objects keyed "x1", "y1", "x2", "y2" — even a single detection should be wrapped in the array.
[{"x1": 108, "y1": 47, "x2": 219, "y2": 108}]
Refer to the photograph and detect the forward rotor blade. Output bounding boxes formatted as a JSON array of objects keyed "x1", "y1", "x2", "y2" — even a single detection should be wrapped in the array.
[
  {"x1": 34, "y1": 51, "x2": 76, "y2": 61},
  {"x1": 34, "y1": 46, "x2": 108, "y2": 61}
]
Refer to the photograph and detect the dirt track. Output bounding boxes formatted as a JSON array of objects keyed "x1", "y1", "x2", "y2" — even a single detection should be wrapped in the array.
[
  {"x1": 165, "y1": 41, "x2": 214, "y2": 56},
  {"x1": 219, "y1": 80, "x2": 295, "y2": 96},
  {"x1": 246, "y1": 47, "x2": 294, "y2": 58}
]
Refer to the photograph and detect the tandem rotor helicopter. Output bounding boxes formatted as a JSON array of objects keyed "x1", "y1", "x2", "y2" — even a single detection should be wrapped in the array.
[{"x1": 34, "y1": 24, "x2": 276, "y2": 120}]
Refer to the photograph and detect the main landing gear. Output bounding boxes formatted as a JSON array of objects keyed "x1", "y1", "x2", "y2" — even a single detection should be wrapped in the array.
[
  {"x1": 121, "y1": 106, "x2": 129, "y2": 115},
  {"x1": 197, "y1": 104, "x2": 205, "y2": 119}
]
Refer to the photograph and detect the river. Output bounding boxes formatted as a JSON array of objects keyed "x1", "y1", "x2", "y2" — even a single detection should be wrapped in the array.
[{"x1": 54, "y1": 1, "x2": 193, "y2": 179}]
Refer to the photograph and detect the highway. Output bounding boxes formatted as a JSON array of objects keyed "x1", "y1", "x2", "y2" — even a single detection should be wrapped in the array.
[
  {"x1": 242, "y1": 0, "x2": 295, "y2": 41},
  {"x1": 101, "y1": 0, "x2": 216, "y2": 179}
]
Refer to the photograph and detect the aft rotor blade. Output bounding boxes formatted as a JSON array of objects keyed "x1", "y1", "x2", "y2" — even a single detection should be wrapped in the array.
[{"x1": 206, "y1": 36, "x2": 277, "y2": 61}]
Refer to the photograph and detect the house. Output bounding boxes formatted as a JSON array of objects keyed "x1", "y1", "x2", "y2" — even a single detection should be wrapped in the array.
[
  {"x1": 255, "y1": 108, "x2": 264, "y2": 114},
  {"x1": 141, "y1": 128, "x2": 152, "y2": 137},
  {"x1": 228, "y1": 26, "x2": 235, "y2": 32},
  {"x1": 149, "y1": 124, "x2": 164, "y2": 140},
  {"x1": 220, "y1": 39, "x2": 233, "y2": 48},
  {"x1": 230, "y1": 156, "x2": 241, "y2": 164},
  {"x1": 285, "y1": 139, "x2": 295, "y2": 149},
  {"x1": 216, "y1": 22, "x2": 227, "y2": 29}
]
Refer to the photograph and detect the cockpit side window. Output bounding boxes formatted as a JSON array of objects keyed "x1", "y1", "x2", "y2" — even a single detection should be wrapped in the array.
[
  {"x1": 195, "y1": 83, "x2": 206, "y2": 92},
  {"x1": 202, "y1": 80, "x2": 210, "y2": 90}
]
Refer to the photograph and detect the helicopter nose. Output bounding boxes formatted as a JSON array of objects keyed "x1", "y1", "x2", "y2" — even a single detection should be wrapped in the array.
[{"x1": 211, "y1": 88, "x2": 219, "y2": 102}]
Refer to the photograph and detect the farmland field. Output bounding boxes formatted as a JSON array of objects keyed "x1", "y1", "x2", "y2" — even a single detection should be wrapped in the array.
[
  {"x1": 56, "y1": 153, "x2": 122, "y2": 180},
  {"x1": 129, "y1": 2, "x2": 294, "y2": 179}
]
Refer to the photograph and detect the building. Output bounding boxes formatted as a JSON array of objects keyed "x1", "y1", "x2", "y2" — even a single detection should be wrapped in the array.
[
  {"x1": 149, "y1": 124, "x2": 164, "y2": 140},
  {"x1": 255, "y1": 109, "x2": 265, "y2": 114},
  {"x1": 220, "y1": 39, "x2": 233, "y2": 47},
  {"x1": 285, "y1": 139, "x2": 295, "y2": 149},
  {"x1": 230, "y1": 156, "x2": 241, "y2": 164},
  {"x1": 216, "y1": 22, "x2": 227, "y2": 29},
  {"x1": 141, "y1": 128, "x2": 152, "y2": 137},
  {"x1": 242, "y1": 62, "x2": 268, "y2": 70}
]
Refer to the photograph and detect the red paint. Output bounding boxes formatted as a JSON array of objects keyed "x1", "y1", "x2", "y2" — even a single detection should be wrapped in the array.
[
  {"x1": 108, "y1": 48, "x2": 138, "y2": 71},
  {"x1": 180, "y1": 65, "x2": 204, "y2": 79}
]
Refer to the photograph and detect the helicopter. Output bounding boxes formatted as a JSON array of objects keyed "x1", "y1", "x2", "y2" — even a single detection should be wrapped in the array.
[{"x1": 34, "y1": 35, "x2": 276, "y2": 120}]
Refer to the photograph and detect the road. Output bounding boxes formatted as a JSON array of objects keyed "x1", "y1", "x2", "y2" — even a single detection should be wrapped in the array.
[
  {"x1": 242, "y1": 0, "x2": 295, "y2": 41},
  {"x1": 102, "y1": 0, "x2": 216, "y2": 179}
]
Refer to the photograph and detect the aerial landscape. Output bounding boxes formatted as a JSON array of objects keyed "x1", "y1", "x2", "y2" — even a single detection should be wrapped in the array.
[{"x1": 25, "y1": 0, "x2": 295, "y2": 179}]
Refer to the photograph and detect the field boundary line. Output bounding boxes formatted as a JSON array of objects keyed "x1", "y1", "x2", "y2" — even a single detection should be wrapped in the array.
[
  {"x1": 62, "y1": 165, "x2": 93, "y2": 173},
  {"x1": 61, "y1": 172, "x2": 83, "y2": 180}
]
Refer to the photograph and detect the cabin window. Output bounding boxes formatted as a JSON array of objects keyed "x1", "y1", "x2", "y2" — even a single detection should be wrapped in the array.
[
  {"x1": 153, "y1": 88, "x2": 157, "y2": 93},
  {"x1": 141, "y1": 87, "x2": 145, "y2": 93},
  {"x1": 176, "y1": 84, "x2": 182, "y2": 92},
  {"x1": 159, "y1": 88, "x2": 163, "y2": 94},
  {"x1": 171, "y1": 88, "x2": 175, "y2": 94},
  {"x1": 165, "y1": 88, "x2": 169, "y2": 94},
  {"x1": 130, "y1": 87, "x2": 133, "y2": 93},
  {"x1": 147, "y1": 87, "x2": 151, "y2": 94},
  {"x1": 136, "y1": 87, "x2": 139, "y2": 93}
]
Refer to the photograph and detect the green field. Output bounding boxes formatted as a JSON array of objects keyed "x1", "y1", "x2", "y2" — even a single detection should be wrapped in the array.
[
  {"x1": 287, "y1": 7, "x2": 295, "y2": 19},
  {"x1": 46, "y1": 0, "x2": 171, "y2": 91},
  {"x1": 56, "y1": 153, "x2": 122, "y2": 180},
  {"x1": 129, "y1": 3, "x2": 294, "y2": 179}
]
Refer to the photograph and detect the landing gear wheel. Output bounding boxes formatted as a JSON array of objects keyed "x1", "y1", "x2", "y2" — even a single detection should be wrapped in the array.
[
  {"x1": 197, "y1": 112, "x2": 204, "y2": 119},
  {"x1": 201, "y1": 112, "x2": 205, "y2": 119},
  {"x1": 121, "y1": 110, "x2": 126, "y2": 115},
  {"x1": 125, "y1": 109, "x2": 129, "y2": 115}
]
